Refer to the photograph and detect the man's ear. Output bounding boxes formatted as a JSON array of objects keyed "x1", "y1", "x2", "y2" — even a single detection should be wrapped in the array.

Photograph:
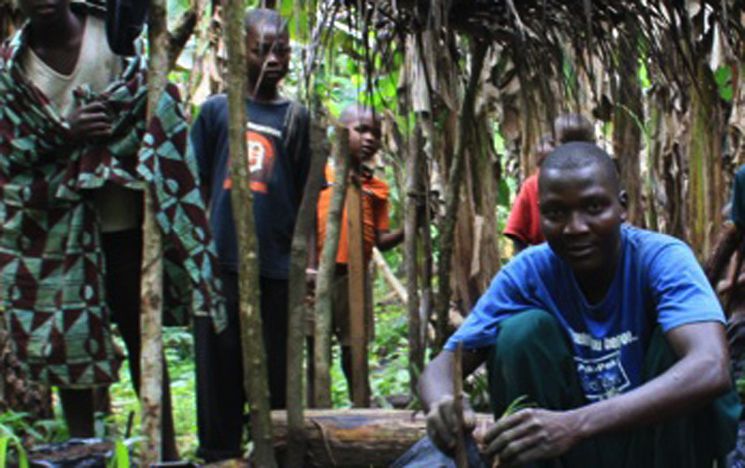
[{"x1": 619, "y1": 190, "x2": 628, "y2": 221}]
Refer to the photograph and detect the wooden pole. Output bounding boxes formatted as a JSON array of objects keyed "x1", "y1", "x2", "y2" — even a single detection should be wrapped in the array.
[
  {"x1": 313, "y1": 128, "x2": 350, "y2": 408},
  {"x1": 223, "y1": 0, "x2": 276, "y2": 464},
  {"x1": 346, "y1": 169, "x2": 370, "y2": 407},
  {"x1": 286, "y1": 112, "x2": 328, "y2": 466},
  {"x1": 404, "y1": 124, "x2": 423, "y2": 392},
  {"x1": 140, "y1": 0, "x2": 169, "y2": 462}
]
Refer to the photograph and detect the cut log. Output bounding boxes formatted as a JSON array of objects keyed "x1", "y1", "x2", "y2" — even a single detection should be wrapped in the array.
[{"x1": 271, "y1": 409, "x2": 492, "y2": 467}]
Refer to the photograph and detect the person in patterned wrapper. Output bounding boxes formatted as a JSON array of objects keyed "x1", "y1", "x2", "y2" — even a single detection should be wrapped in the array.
[
  {"x1": 0, "y1": 0, "x2": 224, "y2": 459},
  {"x1": 411, "y1": 142, "x2": 740, "y2": 467}
]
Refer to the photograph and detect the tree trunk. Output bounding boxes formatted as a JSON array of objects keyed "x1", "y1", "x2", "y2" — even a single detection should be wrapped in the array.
[
  {"x1": 286, "y1": 108, "x2": 328, "y2": 466},
  {"x1": 612, "y1": 35, "x2": 644, "y2": 228},
  {"x1": 435, "y1": 42, "x2": 488, "y2": 348},
  {"x1": 687, "y1": 62, "x2": 724, "y2": 257},
  {"x1": 313, "y1": 128, "x2": 350, "y2": 408},
  {"x1": 140, "y1": 0, "x2": 169, "y2": 462},
  {"x1": 404, "y1": 124, "x2": 423, "y2": 392},
  {"x1": 271, "y1": 409, "x2": 493, "y2": 467},
  {"x1": 223, "y1": 0, "x2": 276, "y2": 464}
]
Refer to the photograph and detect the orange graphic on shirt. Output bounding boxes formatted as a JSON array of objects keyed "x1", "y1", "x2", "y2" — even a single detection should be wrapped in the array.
[{"x1": 222, "y1": 130, "x2": 276, "y2": 193}]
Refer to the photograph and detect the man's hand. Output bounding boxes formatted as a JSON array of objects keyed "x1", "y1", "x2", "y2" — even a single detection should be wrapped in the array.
[
  {"x1": 425, "y1": 395, "x2": 476, "y2": 455},
  {"x1": 67, "y1": 101, "x2": 113, "y2": 142},
  {"x1": 483, "y1": 408, "x2": 580, "y2": 466}
]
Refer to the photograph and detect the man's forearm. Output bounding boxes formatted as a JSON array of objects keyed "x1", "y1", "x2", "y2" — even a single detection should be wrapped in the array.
[
  {"x1": 569, "y1": 331, "x2": 731, "y2": 441},
  {"x1": 418, "y1": 352, "x2": 456, "y2": 412},
  {"x1": 418, "y1": 349, "x2": 487, "y2": 412}
]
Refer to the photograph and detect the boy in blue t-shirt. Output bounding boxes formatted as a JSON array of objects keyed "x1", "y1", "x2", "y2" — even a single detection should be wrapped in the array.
[
  {"x1": 413, "y1": 143, "x2": 739, "y2": 467},
  {"x1": 189, "y1": 8, "x2": 311, "y2": 462}
]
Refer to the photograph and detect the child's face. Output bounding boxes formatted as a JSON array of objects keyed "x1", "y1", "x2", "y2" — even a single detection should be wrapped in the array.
[
  {"x1": 19, "y1": 0, "x2": 71, "y2": 26},
  {"x1": 347, "y1": 111, "x2": 381, "y2": 164},
  {"x1": 245, "y1": 21, "x2": 290, "y2": 93}
]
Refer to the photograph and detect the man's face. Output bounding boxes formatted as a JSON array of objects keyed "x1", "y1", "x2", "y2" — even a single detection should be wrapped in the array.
[
  {"x1": 19, "y1": 0, "x2": 70, "y2": 26},
  {"x1": 347, "y1": 111, "x2": 381, "y2": 164},
  {"x1": 245, "y1": 22, "x2": 290, "y2": 93},
  {"x1": 539, "y1": 163, "x2": 627, "y2": 278}
]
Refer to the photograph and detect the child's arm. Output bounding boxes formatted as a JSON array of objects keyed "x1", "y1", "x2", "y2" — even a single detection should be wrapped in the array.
[{"x1": 376, "y1": 228, "x2": 404, "y2": 251}]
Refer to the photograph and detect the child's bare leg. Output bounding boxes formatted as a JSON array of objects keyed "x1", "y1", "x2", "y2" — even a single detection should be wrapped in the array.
[{"x1": 58, "y1": 388, "x2": 95, "y2": 437}]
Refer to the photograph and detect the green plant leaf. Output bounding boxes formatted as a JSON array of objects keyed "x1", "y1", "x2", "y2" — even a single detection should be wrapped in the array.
[
  {"x1": 0, "y1": 437, "x2": 9, "y2": 468},
  {"x1": 13, "y1": 440, "x2": 28, "y2": 468},
  {"x1": 108, "y1": 440, "x2": 130, "y2": 468}
]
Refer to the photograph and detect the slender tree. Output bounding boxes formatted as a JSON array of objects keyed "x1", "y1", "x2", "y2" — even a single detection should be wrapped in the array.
[
  {"x1": 404, "y1": 124, "x2": 424, "y2": 389},
  {"x1": 223, "y1": 0, "x2": 276, "y2": 464},
  {"x1": 435, "y1": 41, "x2": 488, "y2": 348},
  {"x1": 140, "y1": 0, "x2": 169, "y2": 462},
  {"x1": 286, "y1": 110, "x2": 328, "y2": 467},
  {"x1": 313, "y1": 128, "x2": 350, "y2": 407}
]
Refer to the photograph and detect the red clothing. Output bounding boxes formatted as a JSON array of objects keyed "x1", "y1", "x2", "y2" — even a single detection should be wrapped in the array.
[
  {"x1": 504, "y1": 172, "x2": 544, "y2": 245},
  {"x1": 317, "y1": 165, "x2": 390, "y2": 265}
]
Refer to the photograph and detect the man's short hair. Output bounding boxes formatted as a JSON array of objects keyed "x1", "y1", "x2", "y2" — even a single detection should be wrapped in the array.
[
  {"x1": 554, "y1": 113, "x2": 595, "y2": 144},
  {"x1": 540, "y1": 142, "x2": 620, "y2": 192},
  {"x1": 339, "y1": 104, "x2": 376, "y2": 126},
  {"x1": 244, "y1": 8, "x2": 288, "y2": 35}
]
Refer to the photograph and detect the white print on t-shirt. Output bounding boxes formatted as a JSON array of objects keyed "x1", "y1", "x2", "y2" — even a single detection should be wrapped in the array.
[
  {"x1": 248, "y1": 139, "x2": 266, "y2": 173},
  {"x1": 574, "y1": 351, "x2": 631, "y2": 401},
  {"x1": 569, "y1": 329, "x2": 638, "y2": 352}
]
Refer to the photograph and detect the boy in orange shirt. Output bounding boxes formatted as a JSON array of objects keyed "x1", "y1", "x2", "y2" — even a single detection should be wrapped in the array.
[{"x1": 316, "y1": 104, "x2": 403, "y2": 398}]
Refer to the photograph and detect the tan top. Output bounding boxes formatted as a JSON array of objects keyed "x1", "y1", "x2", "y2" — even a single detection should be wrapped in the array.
[
  {"x1": 20, "y1": 16, "x2": 140, "y2": 232},
  {"x1": 20, "y1": 16, "x2": 121, "y2": 117}
]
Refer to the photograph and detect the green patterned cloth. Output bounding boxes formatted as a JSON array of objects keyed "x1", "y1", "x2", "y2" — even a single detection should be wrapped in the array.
[{"x1": 0, "y1": 12, "x2": 225, "y2": 388}]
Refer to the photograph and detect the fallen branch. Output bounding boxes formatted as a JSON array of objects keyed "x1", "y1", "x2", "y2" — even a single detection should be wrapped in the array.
[{"x1": 372, "y1": 248, "x2": 408, "y2": 305}]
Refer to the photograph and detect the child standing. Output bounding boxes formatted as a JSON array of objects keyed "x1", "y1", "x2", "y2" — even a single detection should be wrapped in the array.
[
  {"x1": 190, "y1": 8, "x2": 311, "y2": 462},
  {"x1": 315, "y1": 104, "x2": 403, "y2": 402}
]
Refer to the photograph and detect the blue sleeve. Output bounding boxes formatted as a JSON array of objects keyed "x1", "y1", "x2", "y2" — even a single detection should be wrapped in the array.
[
  {"x1": 190, "y1": 101, "x2": 214, "y2": 200},
  {"x1": 649, "y1": 242, "x2": 725, "y2": 332},
  {"x1": 444, "y1": 255, "x2": 542, "y2": 351},
  {"x1": 732, "y1": 165, "x2": 745, "y2": 228}
]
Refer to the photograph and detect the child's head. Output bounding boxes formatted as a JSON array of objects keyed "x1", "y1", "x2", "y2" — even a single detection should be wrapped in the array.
[
  {"x1": 340, "y1": 104, "x2": 381, "y2": 165},
  {"x1": 553, "y1": 113, "x2": 595, "y2": 144},
  {"x1": 244, "y1": 8, "x2": 290, "y2": 97},
  {"x1": 19, "y1": 0, "x2": 72, "y2": 27},
  {"x1": 535, "y1": 133, "x2": 555, "y2": 166}
]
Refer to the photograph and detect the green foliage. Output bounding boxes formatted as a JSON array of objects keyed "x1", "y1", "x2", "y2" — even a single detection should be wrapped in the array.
[
  {"x1": 0, "y1": 436, "x2": 29, "y2": 468},
  {"x1": 714, "y1": 66, "x2": 734, "y2": 102},
  {"x1": 107, "y1": 327, "x2": 199, "y2": 460},
  {"x1": 107, "y1": 439, "x2": 131, "y2": 468}
]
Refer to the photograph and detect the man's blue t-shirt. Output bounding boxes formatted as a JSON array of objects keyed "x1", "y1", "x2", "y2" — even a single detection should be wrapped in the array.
[
  {"x1": 446, "y1": 225, "x2": 724, "y2": 402},
  {"x1": 190, "y1": 94, "x2": 311, "y2": 279}
]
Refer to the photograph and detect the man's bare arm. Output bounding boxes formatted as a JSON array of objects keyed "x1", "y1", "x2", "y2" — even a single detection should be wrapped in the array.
[{"x1": 418, "y1": 348, "x2": 488, "y2": 453}]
